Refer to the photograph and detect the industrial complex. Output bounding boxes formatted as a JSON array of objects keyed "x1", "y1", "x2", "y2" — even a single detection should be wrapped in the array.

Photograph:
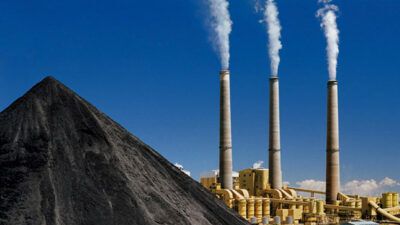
[{"x1": 199, "y1": 69, "x2": 400, "y2": 225}]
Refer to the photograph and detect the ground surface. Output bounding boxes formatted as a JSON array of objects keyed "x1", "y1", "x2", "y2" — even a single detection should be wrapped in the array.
[{"x1": 0, "y1": 77, "x2": 249, "y2": 225}]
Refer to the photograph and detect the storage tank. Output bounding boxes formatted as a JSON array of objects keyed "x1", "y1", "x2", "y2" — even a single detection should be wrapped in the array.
[
  {"x1": 286, "y1": 216, "x2": 294, "y2": 225},
  {"x1": 392, "y1": 193, "x2": 399, "y2": 207},
  {"x1": 238, "y1": 199, "x2": 247, "y2": 218},
  {"x1": 311, "y1": 200, "x2": 317, "y2": 214},
  {"x1": 317, "y1": 200, "x2": 325, "y2": 215},
  {"x1": 255, "y1": 198, "x2": 263, "y2": 222},
  {"x1": 382, "y1": 193, "x2": 393, "y2": 208},
  {"x1": 263, "y1": 198, "x2": 271, "y2": 217},
  {"x1": 247, "y1": 198, "x2": 255, "y2": 219},
  {"x1": 273, "y1": 216, "x2": 281, "y2": 225},
  {"x1": 262, "y1": 216, "x2": 269, "y2": 225},
  {"x1": 304, "y1": 198, "x2": 310, "y2": 213}
]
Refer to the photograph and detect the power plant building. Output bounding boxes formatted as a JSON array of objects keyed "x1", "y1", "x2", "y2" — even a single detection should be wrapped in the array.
[
  {"x1": 239, "y1": 168, "x2": 269, "y2": 197},
  {"x1": 199, "y1": 70, "x2": 400, "y2": 224}
]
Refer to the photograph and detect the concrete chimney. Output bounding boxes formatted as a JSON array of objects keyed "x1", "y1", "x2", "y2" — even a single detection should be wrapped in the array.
[
  {"x1": 219, "y1": 70, "x2": 233, "y2": 189},
  {"x1": 326, "y1": 80, "x2": 340, "y2": 203},
  {"x1": 268, "y1": 77, "x2": 282, "y2": 189}
]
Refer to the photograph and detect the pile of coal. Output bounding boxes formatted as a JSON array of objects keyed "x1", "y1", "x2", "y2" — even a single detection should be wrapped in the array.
[{"x1": 0, "y1": 77, "x2": 248, "y2": 225}]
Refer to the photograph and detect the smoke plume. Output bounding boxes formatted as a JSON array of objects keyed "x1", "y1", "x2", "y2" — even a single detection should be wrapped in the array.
[
  {"x1": 253, "y1": 160, "x2": 264, "y2": 169},
  {"x1": 317, "y1": 0, "x2": 340, "y2": 81},
  {"x1": 264, "y1": 0, "x2": 282, "y2": 77},
  {"x1": 207, "y1": 0, "x2": 233, "y2": 70}
]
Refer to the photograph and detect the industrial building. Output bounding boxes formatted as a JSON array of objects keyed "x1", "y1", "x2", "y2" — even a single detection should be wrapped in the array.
[{"x1": 200, "y1": 70, "x2": 400, "y2": 225}]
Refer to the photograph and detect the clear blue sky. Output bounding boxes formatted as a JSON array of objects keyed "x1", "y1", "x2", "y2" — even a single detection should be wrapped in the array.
[{"x1": 0, "y1": 0, "x2": 399, "y2": 184}]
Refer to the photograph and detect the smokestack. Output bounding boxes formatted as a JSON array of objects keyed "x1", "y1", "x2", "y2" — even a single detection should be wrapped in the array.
[
  {"x1": 219, "y1": 69, "x2": 233, "y2": 189},
  {"x1": 326, "y1": 80, "x2": 340, "y2": 203},
  {"x1": 268, "y1": 77, "x2": 282, "y2": 189}
]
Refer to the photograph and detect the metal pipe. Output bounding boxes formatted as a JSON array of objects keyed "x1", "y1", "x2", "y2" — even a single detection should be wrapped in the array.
[
  {"x1": 369, "y1": 201, "x2": 400, "y2": 223},
  {"x1": 326, "y1": 80, "x2": 340, "y2": 204},
  {"x1": 269, "y1": 198, "x2": 310, "y2": 206},
  {"x1": 219, "y1": 70, "x2": 233, "y2": 189},
  {"x1": 288, "y1": 187, "x2": 326, "y2": 195},
  {"x1": 324, "y1": 204, "x2": 362, "y2": 212},
  {"x1": 269, "y1": 77, "x2": 282, "y2": 189}
]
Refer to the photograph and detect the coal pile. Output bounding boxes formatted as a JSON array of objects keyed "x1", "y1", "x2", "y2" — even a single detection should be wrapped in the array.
[{"x1": 0, "y1": 77, "x2": 248, "y2": 225}]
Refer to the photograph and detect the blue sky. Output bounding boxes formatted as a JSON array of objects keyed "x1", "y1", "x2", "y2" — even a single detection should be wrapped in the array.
[{"x1": 0, "y1": 0, "x2": 399, "y2": 189}]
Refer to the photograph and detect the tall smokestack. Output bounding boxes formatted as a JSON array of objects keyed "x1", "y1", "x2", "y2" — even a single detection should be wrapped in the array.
[
  {"x1": 326, "y1": 80, "x2": 340, "y2": 203},
  {"x1": 268, "y1": 77, "x2": 282, "y2": 189},
  {"x1": 219, "y1": 69, "x2": 233, "y2": 189}
]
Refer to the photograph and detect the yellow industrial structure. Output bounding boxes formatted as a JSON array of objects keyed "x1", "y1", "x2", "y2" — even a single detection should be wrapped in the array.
[
  {"x1": 210, "y1": 69, "x2": 399, "y2": 224},
  {"x1": 239, "y1": 168, "x2": 269, "y2": 197},
  {"x1": 200, "y1": 168, "x2": 400, "y2": 225}
]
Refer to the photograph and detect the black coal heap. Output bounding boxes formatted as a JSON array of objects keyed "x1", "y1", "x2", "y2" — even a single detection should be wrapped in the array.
[{"x1": 0, "y1": 77, "x2": 248, "y2": 225}]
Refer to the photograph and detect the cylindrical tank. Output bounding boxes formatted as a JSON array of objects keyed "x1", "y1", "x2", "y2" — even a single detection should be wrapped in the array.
[
  {"x1": 247, "y1": 198, "x2": 255, "y2": 219},
  {"x1": 263, "y1": 199, "x2": 270, "y2": 217},
  {"x1": 304, "y1": 198, "x2": 310, "y2": 213},
  {"x1": 286, "y1": 216, "x2": 294, "y2": 225},
  {"x1": 382, "y1": 193, "x2": 393, "y2": 208},
  {"x1": 262, "y1": 216, "x2": 270, "y2": 225},
  {"x1": 238, "y1": 199, "x2": 247, "y2": 219},
  {"x1": 311, "y1": 200, "x2": 317, "y2": 214},
  {"x1": 317, "y1": 200, "x2": 325, "y2": 215},
  {"x1": 255, "y1": 198, "x2": 263, "y2": 222},
  {"x1": 392, "y1": 193, "x2": 399, "y2": 207},
  {"x1": 326, "y1": 80, "x2": 341, "y2": 204},
  {"x1": 219, "y1": 70, "x2": 233, "y2": 189},
  {"x1": 273, "y1": 216, "x2": 281, "y2": 225},
  {"x1": 269, "y1": 77, "x2": 283, "y2": 189}
]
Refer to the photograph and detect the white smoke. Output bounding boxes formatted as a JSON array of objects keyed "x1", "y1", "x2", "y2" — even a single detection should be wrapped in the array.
[
  {"x1": 253, "y1": 0, "x2": 263, "y2": 13},
  {"x1": 295, "y1": 177, "x2": 400, "y2": 196},
  {"x1": 264, "y1": 0, "x2": 282, "y2": 77},
  {"x1": 207, "y1": 0, "x2": 233, "y2": 70},
  {"x1": 253, "y1": 160, "x2": 264, "y2": 169},
  {"x1": 317, "y1": 0, "x2": 340, "y2": 81}
]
